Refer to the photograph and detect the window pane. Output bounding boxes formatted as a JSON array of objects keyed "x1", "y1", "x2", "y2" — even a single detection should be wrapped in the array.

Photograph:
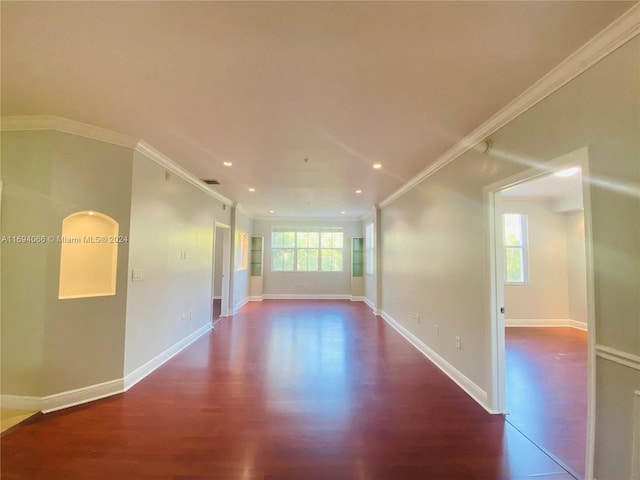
[
  {"x1": 272, "y1": 248, "x2": 283, "y2": 271},
  {"x1": 320, "y1": 249, "x2": 343, "y2": 271},
  {"x1": 308, "y1": 232, "x2": 320, "y2": 248},
  {"x1": 504, "y1": 214, "x2": 523, "y2": 246},
  {"x1": 272, "y1": 232, "x2": 284, "y2": 249},
  {"x1": 307, "y1": 249, "x2": 319, "y2": 271},
  {"x1": 331, "y1": 249, "x2": 343, "y2": 271},
  {"x1": 297, "y1": 249, "x2": 308, "y2": 271},
  {"x1": 297, "y1": 232, "x2": 308, "y2": 249},
  {"x1": 320, "y1": 232, "x2": 332, "y2": 248},
  {"x1": 333, "y1": 232, "x2": 343, "y2": 248},
  {"x1": 282, "y1": 249, "x2": 295, "y2": 271},
  {"x1": 283, "y1": 232, "x2": 296, "y2": 248},
  {"x1": 506, "y1": 247, "x2": 524, "y2": 283},
  {"x1": 321, "y1": 249, "x2": 332, "y2": 271}
]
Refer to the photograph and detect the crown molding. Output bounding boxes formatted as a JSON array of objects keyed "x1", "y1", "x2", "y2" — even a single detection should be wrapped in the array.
[
  {"x1": 1, "y1": 115, "x2": 138, "y2": 149},
  {"x1": 1, "y1": 115, "x2": 234, "y2": 206},
  {"x1": 360, "y1": 205, "x2": 378, "y2": 222},
  {"x1": 380, "y1": 3, "x2": 640, "y2": 209},
  {"x1": 134, "y1": 141, "x2": 233, "y2": 206}
]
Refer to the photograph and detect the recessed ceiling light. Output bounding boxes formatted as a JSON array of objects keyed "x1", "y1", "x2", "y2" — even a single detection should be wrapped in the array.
[
  {"x1": 223, "y1": 161, "x2": 233, "y2": 167},
  {"x1": 340, "y1": 211, "x2": 346, "y2": 215},
  {"x1": 373, "y1": 163, "x2": 382, "y2": 169},
  {"x1": 248, "y1": 188, "x2": 255, "y2": 192},
  {"x1": 269, "y1": 210, "x2": 275, "y2": 214},
  {"x1": 355, "y1": 189, "x2": 362, "y2": 194},
  {"x1": 554, "y1": 167, "x2": 580, "y2": 177}
]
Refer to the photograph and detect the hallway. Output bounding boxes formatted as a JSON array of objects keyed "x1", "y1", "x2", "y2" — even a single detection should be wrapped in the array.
[{"x1": 2, "y1": 301, "x2": 577, "y2": 479}]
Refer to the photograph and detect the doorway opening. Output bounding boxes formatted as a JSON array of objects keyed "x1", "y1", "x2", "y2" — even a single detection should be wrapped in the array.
[
  {"x1": 485, "y1": 147, "x2": 595, "y2": 479},
  {"x1": 213, "y1": 222, "x2": 231, "y2": 322}
]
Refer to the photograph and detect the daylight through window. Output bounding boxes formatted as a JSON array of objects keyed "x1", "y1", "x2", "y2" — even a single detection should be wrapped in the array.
[
  {"x1": 271, "y1": 228, "x2": 343, "y2": 272},
  {"x1": 503, "y1": 213, "x2": 527, "y2": 284}
]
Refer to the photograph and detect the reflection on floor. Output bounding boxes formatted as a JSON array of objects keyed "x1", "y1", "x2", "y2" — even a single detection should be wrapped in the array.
[
  {"x1": 3, "y1": 301, "x2": 579, "y2": 479},
  {"x1": 1, "y1": 409, "x2": 38, "y2": 433},
  {"x1": 506, "y1": 327, "x2": 587, "y2": 479}
]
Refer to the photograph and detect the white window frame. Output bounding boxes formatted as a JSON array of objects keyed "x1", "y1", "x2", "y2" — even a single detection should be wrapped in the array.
[
  {"x1": 503, "y1": 213, "x2": 528, "y2": 285},
  {"x1": 271, "y1": 227, "x2": 344, "y2": 273}
]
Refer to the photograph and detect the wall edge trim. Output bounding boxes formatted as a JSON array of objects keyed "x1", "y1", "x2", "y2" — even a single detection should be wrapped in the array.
[
  {"x1": 41, "y1": 378, "x2": 125, "y2": 414},
  {"x1": 261, "y1": 294, "x2": 351, "y2": 300},
  {"x1": 0, "y1": 115, "x2": 234, "y2": 206},
  {"x1": 595, "y1": 344, "x2": 640, "y2": 372},
  {"x1": 505, "y1": 318, "x2": 588, "y2": 330},
  {"x1": 233, "y1": 296, "x2": 250, "y2": 314},
  {"x1": 363, "y1": 297, "x2": 379, "y2": 315},
  {"x1": 0, "y1": 115, "x2": 138, "y2": 148},
  {"x1": 379, "y1": 4, "x2": 640, "y2": 209},
  {"x1": 134, "y1": 140, "x2": 233, "y2": 206},
  {"x1": 124, "y1": 322, "x2": 213, "y2": 391},
  {"x1": 380, "y1": 310, "x2": 494, "y2": 414}
]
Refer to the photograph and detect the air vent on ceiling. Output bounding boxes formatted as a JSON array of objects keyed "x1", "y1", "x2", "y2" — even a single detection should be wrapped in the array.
[{"x1": 202, "y1": 179, "x2": 221, "y2": 185}]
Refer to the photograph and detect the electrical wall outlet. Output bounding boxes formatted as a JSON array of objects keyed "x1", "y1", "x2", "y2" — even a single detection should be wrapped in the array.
[
  {"x1": 456, "y1": 336, "x2": 462, "y2": 350},
  {"x1": 435, "y1": 324, "x2": 440, "y2": 336}
]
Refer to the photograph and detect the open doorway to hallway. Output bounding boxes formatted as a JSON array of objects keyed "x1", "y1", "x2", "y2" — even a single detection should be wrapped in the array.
[
  {"x1": 212, "y1": 223, "x2": 231, "y2": 322},
  {"x1": 499, "y1": 164, "x2": 588, "y2": 478}
]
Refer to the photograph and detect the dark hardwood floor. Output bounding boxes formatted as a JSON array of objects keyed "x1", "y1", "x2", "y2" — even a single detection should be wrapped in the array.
[
  {"x1": 506, "y1": 327, "x2": 587, "y2": 479},
  {"x1": 2, "y1": 301, "x2": 576, "y2": 480}
]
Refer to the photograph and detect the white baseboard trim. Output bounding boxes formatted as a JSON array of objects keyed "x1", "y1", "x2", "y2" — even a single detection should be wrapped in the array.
[
  {"x1": 505, "y1": 318, "x2": 588, "y2": 331},
  {"x1": 261, "y1": 294, "x2": 352, "y2": 300},
  {"x1": 213, "y1": 295, "x2": 222, "y2": 300},
  {"x1": 380, "y1": 310, "x2": 493, "y2": 414},
  {"x1": 1, "y1": 394, "x2": 42, "y2": 411},
  {"x1": 124, "y1": 322, "x2": 212, "y2": 391},
  {"x1": 42, "y1": 378, "x2": 124, "y2": 414},
  {"x1": 1, "y1": 378, "x2": 125, "y2": 414},
  {"x1": 232, "y1": 296, "x2": 250, "y2": 314},
  {"x1": 249, "y1": 296, "x2": 264, "y2": 302},
  {"x1": 363, "y1": 297, "x2": 380, "y2": 315},
  {"x1": 350, "y1": 296, "x2": 365, "y2": 302},
  {"x1": 568, "y1": 319, "x2": 588, "y2": 331}
]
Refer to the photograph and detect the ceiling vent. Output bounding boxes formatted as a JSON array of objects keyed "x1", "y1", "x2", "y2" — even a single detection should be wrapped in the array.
[{"x1": 202, "y1": 179, "x2": 221, "y2": 185}]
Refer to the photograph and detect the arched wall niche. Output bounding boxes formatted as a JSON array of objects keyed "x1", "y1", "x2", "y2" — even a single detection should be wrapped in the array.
[{"x1": 58, "y1": 211, "x2": 119, "y2": 299}]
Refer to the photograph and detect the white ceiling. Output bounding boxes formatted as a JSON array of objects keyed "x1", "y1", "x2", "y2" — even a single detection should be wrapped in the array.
[
  {"x1": 1, "y1": 1, "x2": 634, "y2": 218},
  {"x1": 502, "y1": 170, "x2": 583, "y2": 201}
]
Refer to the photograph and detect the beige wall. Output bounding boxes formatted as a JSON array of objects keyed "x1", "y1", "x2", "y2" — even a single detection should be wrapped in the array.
[
  {"x1": 503, "y1": 198, "x2": 570, "y2": 321},
  {"x1": 566, "y1": 210, "x2": 588, "y2": 327},
  {"x1": 123, "y1": 150, "x2": 230, "y2": 376},
  {"x1": 252, "y1": 219, "x2": 362, "y2": 296},
  {"x1": 1, "y1": 130, "x2": 132, "y2": 396},
  {"x1": 380, "y1": 36, "x2": 639, "y2": 479},
  {"x1": 232, "y1": 208, "x2": 252, "y2": 311}
]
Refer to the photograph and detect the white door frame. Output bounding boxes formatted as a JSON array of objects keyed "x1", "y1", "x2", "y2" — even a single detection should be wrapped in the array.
[
  {"x1": 213, "y1": 222, "x2": 232, "y2": 319},
  {"x1": 484, "y1": 146, "x2": 597, "y2": 479}
]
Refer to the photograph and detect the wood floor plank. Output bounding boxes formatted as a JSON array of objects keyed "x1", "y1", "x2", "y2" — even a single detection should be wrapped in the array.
[
  {"x1": 2, "y1": 301, "x2": 574, "y2": 479},
  {"x1": 506, "y1": 327, "x2": 587, "y2": 479}
]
